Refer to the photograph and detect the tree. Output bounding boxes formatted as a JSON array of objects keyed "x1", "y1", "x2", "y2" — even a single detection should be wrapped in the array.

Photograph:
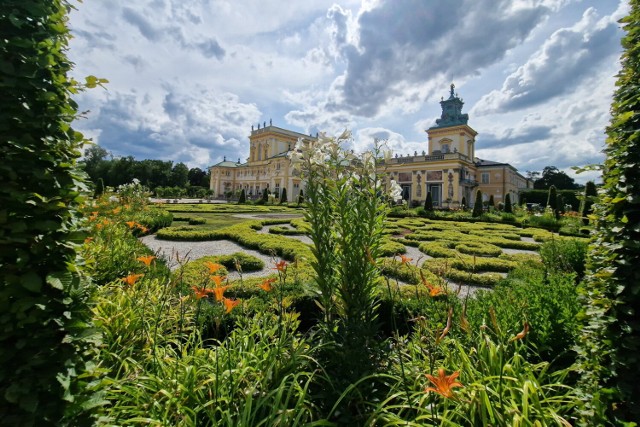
[
  {"x1": 262, "y1": 188, "x2": 269, "y2": 202},
  {"x1": 170, "y1": 162, "x2": 189, "y2": 188},
  {"x1": 82, "y1": 144, "x2": 109, "y2": 182},
  {"x1": 504, "y1": 193, "x2": 513, "y2": 213},
  {"x1": 188, "y1": 167, "x2": 209, "y2": 187},
  {"x1": 238, "y1": 188, "x2": 246, "y2": 204},
  {"x1": 424, "y1": 192, "x2": 434, "y2": 211},
  {"x1": 472, "y1": 190, "x2": 483, "y2": 217},
  {"x1": 1, "y1": 1, "x2": 98, "y2": 423},
  {"x1": 533, "y1": 166, "x2": 580, "y2": 190},
  {"x1": 580, "y1": 181, "x2": 598, "y2": 225},
  {"x1": 577, "y1": 4, "x2": 640, "y2": 424},
  {"x1": 488, "y1": 194, "x2": 495, "y2": 210},
  {"x1": 298, "y1": 189, "x2": 304, "y2": 205},
  {"x1": 461, "y1": 196, "x2": 467, "y2": 210},
  {"x1": 280, "y1": 187, "x2": 287, "y2": 204}
]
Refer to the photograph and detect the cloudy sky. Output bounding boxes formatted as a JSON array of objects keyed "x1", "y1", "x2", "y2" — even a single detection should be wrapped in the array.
[{"x1": 68, "y1": 0, "x2": 628, "y2": 183}]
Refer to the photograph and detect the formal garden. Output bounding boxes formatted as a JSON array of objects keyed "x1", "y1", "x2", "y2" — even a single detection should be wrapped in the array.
[{"x1": 2, "y1": 1, "x2": 639, "y2": 426}]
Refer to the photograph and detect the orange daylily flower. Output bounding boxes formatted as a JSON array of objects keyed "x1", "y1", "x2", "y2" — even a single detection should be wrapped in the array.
[
  {"x1": 425, "y1": 369, "x2": 463, "y2": 399},
  {"x1": 223, "y1": 298, "x2": 241, "y2": 313},
  {"x1": 138, "y1": 225, "x2": 149, "y2": 233},
  {"x1": 84, "y1": 237, "x2": 94, "y2": 244},
  {"x1": 399, "y1": 254, "x2": 413, "y2": 265},
  {"x1": 137, "y1": 255, "x2": 156, "y2": 267},
  {"x1": 420, "y1": 270, "x2": 446, "y2": 297},
  {"x1": 212, "y1": 286, "x2": 229, "y2": 301},
  {"x1": 112, "y1": 207, "x2": 121, "y2": 214},
  {"x1": 125, "y1": 221, "x2": 136, "y2": 229},
  {"x1": 510, "y1": 322, "x2": 530, "y2": 342},
  {"x1": 191, "y1": 285, "x2": 213, "y2": 300},
  {"x1": 273, "y1": 260, "x2": 287, "y2": 272},
  {"x1": 120, "y1": 273, "x2": 144, "y2": 286},
  {"x1": 259, "y1": 278, "x2": 277, "y2": 292},
  {"x1": 204, "y1": 261, "x2": 223, "y2": 274},
  {"x1": 210, "y1": 275, "x2": 227, "y2": 288},
  {"x1": 89, "y1": 211, "x2": 99, "y2": 221}
]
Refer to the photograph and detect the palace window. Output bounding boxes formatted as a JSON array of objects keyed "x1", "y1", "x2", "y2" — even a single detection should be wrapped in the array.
[{"x1": 481, "y1": 173, "x2": 489, "y2": 184}]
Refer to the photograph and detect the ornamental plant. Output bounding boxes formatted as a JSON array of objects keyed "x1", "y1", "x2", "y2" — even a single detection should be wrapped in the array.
[
  {"x1": 504, "y1": 193, "x2": 512, "y2": 213},
  {"x1": 580, "y1": 180, "x2": 597, "y2": 225},
  {"x1": 424, "y1": 191, "x2": 434, "y2": 211},
  {"x1": 472, "y1": 190, "x2": 483, "y2": 217},
  {"x1": 0, "y1": 2, "x2": 103, "y2": 424},
  {"x1": 289, "y1": 131, "x2": 399, "y2": 383}
]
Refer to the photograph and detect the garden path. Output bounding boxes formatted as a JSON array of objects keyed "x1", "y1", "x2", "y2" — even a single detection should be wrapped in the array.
[{"x1": 140, "y1": 235, "x2": 285, "y2": 280}]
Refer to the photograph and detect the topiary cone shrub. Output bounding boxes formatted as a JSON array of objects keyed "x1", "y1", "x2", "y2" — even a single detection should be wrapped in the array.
[
  {"x1": 580, "y1": 181, "x2": 597, "y2": 225},
  {"x1": 424, "y1": 191, "x2": 433, "y2": 211},
  {"x1": 472, "y1": 190, "x2": 483, "y2": 217},
  {"x1": 262, "y1": 188, "x2": 268, "y2": 202},
  {"x1": 238, "y1": 188, "x2": 246, "y2": 204},
  {"x1": 547, "y1": 185, "x2": 558, "y2": 218},
  {"x1": 280, "y1": 187, "x2": 287, "y2": 204},
  {"x1": 504, "y1": 193, "x2": 513, "y2": 213},
  {"x1": 488, "y1": 194, "x2": 495, "y2": 210},
  {"x1": 297, "y1": 189, "x2": 304, "y2": 205}
]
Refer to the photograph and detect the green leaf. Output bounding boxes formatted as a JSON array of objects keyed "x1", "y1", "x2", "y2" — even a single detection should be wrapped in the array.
[{"x1": 21, "y1": 271, "x2": 42, "y2": 292}]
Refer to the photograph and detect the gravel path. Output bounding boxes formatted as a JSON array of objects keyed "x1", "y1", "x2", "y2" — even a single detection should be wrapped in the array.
[{"x1": 139, "y1": 235, "x2": 284, "y2": 280}]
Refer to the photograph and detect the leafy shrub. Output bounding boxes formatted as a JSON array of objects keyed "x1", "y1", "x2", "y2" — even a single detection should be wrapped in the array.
[
  {"x1": 0, "y1": 2, "x2": 99, "y2": 423},
  {"x1": 539, "y1": 238, "x2": 588, "y2": 281},
  {"x1": 467, "y1": 265, "x2": 581, "y2": 365}
]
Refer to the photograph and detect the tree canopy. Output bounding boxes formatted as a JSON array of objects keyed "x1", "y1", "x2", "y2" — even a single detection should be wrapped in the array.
[{"x1": 533, "y1": 166, "x2": 580, "y2": 190}]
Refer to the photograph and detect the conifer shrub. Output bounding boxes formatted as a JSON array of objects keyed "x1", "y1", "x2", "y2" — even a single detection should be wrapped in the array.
[
  {"x1": 472, "y1": 190, "x2": 483, "y2": 217},
  {"x1": 461, "y1": 196, "x2": 467, "y2": 209},
  {"x1": 547, "y1": 185, "x2": 558, "y2": 212},
  {"x1": 262, "y1": 188, "x2": 269, "y2": 202},
  {"x1": 297, "y1": 189, "x2": 304, "y2": 205},
  {"x1": 504, "y1": 193, "x2": 513, "y2": 213},
  {"x1": 424, "y1": 191, "x2": 434, "y2": 211},
  {"x1": 280, "y1": 187, "x2": 287, "y2": 203},
  {"x1": 238, "y1": 188, "x2": 246, "y2": 204},
  {"x1": 488, "y1": 194, "x2": 495, "y2": 210},
  {"x1": 580, "y1": 181, "x2": 597, "y2": 225}
]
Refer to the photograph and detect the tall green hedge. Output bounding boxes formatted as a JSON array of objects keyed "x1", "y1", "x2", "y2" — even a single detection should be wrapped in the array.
[
  {"x1": 576, "y1": 3, "x2": 640, "y2": 424},
  {"x1": 520, "y1": 189, "x2": 580, "y2": 210},
  {"x1": 0, "y1": 2, "x2": 99, "y2": 425}
]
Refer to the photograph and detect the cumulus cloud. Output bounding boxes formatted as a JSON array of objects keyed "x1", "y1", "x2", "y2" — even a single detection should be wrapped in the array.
[
  {"x1": 332, "y1": 0, "x2": 550, "y2": 117},
  {"x1": 478, "y1": 125, "x2": 554, "y2": 149},
  {"x1": 473, "y1": 7, "x2": 622, "y2": 115},
  {"x1": 73, "y1": 88, "x2": 261, "y2": 169}
]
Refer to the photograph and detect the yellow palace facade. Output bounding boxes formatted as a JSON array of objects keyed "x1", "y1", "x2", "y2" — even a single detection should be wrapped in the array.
[{"x1": 209, "y1": 85, "x2": 532, "y2": 206}]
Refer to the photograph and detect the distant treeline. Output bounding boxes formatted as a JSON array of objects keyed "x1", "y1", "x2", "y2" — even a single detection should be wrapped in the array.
[{"x1": 81, "y1": 145, "x2": 211, "y2": 197}]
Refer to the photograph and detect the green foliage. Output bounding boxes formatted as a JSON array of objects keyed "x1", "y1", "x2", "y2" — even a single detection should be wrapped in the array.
[
  {"x1": 576, "y1": 4, "x2": 640, "y2": 423},
  {"x1": 488, "y1": 194, "x2": 495, "y2": 210},
  {"x1": 472, "y1": 190, "x2": 483, "y2": 217},
  {"x1": 504, "y1": 193, "x2": 513, "y2": 213},
  {"x1": 0, "y1": 2, "x2": 103, "y2": 424},
  {"x1": 540, "y1": 238, "x2": 588, "y2": 281},
  {"x1": 238, "y1": 188, "x2": 246, "y2": 204},
  {"x1": 580, "y1": 181, "x2": 597, "y2": 225},
  {"x1": 187, "y1": 216, "x2": 207, "y2": 225},
  {"x1": 467, "y1": 266, "x2": 581, "y2": 363},
  {"x1": 461, "y1": 196, "x2": 467, "y2": 209},
  {"x1": 262, "y1": 187, "x2": 269, "y2": 202},
  {"x1": 424, "y1": 191, "x2": 434, "y2": 211},
  {"x1": 521, "y1": 189, "x2": 581, "y2": 210},
  {"x1": 298, "y1": 189, "x2": 304, "y2": 205},
  {"x1": 533, "y1": 165, "x2": 580, "y2": 190},
  {"x1": 280, "y1": 187, "x2": 287, "y2": 203}
]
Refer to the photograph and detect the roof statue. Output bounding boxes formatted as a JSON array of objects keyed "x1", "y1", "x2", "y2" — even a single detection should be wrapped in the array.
[{"x1": 432, "y1": 83, "x2": 469, "y2": 129}]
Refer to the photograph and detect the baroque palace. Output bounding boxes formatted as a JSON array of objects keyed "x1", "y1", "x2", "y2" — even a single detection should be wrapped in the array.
[{"x1": 209, "y1": 85, "x2": 532, "y2": 207}]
